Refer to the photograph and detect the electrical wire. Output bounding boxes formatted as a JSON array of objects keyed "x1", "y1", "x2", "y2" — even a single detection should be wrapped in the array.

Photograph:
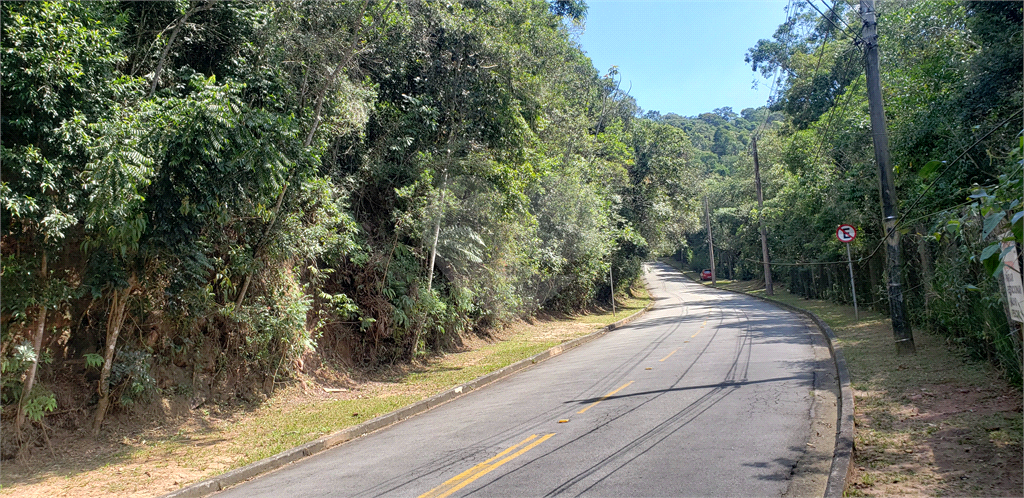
[
  {"x1": 742, "y1": 0, "x2": 883, "y2": 269},
  {"x1": 751, "y1": 0, "x2": 798, "y2": 142},
  {"x1": 893, "y1": 108, "x2": 1024, "y2": 232},
  {"x1": 739, "y1": 0, "x2": 1022, "y2": 272},
  {"x1": 805, "y1": 0, "x2": 863, "y2": 44},
  {"x1": 743, "y1": 109, "x2": 1023, "y2": 270},
  {"x1": 807, "y1": 44, "x2": 861, "y2": 168}
]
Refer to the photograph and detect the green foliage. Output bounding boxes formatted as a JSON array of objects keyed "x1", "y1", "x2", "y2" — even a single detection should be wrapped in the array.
[
  {"x1": 1, "y1": 341, "x2": 40, "y2": 405},
  {"x1": 84, "y1": 353, "x2": 104, "y2": 369},
  {"x1": 0, "y1": 0, "x2": 709, "y2": 410},
  {"x1": 20, "y1": 388, "x2": 58, "y2": 423},
  {"x1": 1, "y1": 341, "x2": 57, "y2": 421},
  {"x1": 108, "y1": 347, "x2": 157, "y2": 409},
  {"x1": 963, "y1": 167, "x2": 1023, "y2": 278},
  {"x1": 688, "y1": 0, "x2": 1024, "y2": 384}
]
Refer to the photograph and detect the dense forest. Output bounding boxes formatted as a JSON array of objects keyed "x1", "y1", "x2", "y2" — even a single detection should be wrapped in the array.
[
  {"x1": 665, "y1": 1, "x2": 1022, "y2": 383},
  {"x1": 1, "y1": 0, "x2": 699, "y2": 445},
  {"x1": 1, "y1": 0, "x2": 1020, "y2": 456}
]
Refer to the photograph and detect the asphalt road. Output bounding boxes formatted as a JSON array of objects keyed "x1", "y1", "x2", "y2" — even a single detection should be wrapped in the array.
[{"x1": 216, "y1": 262, "x2": 827, "y2": 497}]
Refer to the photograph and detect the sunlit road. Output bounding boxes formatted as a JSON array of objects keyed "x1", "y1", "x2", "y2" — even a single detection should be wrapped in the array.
[{"x1": 216, "y1": 262, "x2": 825, "y2": 497}]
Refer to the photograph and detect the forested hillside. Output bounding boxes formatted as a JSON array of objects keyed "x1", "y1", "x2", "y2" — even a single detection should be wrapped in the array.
[
  {"x1": 666, "y1": 0, "x2": 1022, "y2": 384},
  {"x1": 2, "y1": 0, "x2": 1021, "y2": 460},
  {"x1": 1, "y1": 0, "x2": 702, "y2": 445}
]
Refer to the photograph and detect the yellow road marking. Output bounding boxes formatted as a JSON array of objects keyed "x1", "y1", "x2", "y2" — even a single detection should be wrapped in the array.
[
  {"x1": 658, "y1": 348, "x2": 679, "y2": 362},
  {"x1": 577, "y1": 381, "x2": 634, "y2": 414},
  {"x1": 425, "y1": 435, "x2": 537, "y2": 495},
  {"x1": 691, "y1": 318, "x2": 708, "y2": 338},
  {"x1": 419, "y1": 434, "x2": 555, "y2": 498}
]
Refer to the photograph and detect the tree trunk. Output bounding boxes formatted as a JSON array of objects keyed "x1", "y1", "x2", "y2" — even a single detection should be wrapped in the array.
[
  {"x1": 148, "y1": 2, "x2": 213, "y2": 98},
  {"x1": 234, "y1": 4, "x2": 369, "y2": 307},
  {"x1": 417, "y1": 166, "x2": 449, "y2": 359},
  {"x1": 426, "y1": 147, "x2": 453, "y2": 293},
  {"x1": 15, "y1": 253, "x2": 47, "y2": 436},
  {"x1": 92, "y1": 284, "x2": 131, "y2": 436}
]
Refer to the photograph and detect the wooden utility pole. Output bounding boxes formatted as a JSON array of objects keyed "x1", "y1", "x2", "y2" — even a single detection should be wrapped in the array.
[
  {"x1": 861, "y1": 0, "x2": 915, "y2": 354},
  {"x1": 705, "y1": 195, "x2": 716, "y2": 284},
  {"x1": 609, "y1": 265, "x2": 616, "y2": 317},
  {"x1": 752, "y1": 138, "x2": 773, "y2": 295}
]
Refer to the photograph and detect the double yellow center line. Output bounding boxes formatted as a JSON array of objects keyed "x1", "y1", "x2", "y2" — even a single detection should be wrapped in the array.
[
  {"x1": 419, "y1": 433, "x2": 555, "y2": 498},
  {"x1": 423, "y1": 314, "x2": 714, "y2": 498},
  {"x1": 421, "y1": 380, "x2": 638, "y2": 497}
]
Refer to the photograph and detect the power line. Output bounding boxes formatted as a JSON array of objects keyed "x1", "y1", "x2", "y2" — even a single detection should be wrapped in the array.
[
  {"x1": 805, "y1": 0, "x2": 863, "y2": 44},
  {"x1": 749, "y1": 85, "x2": 1021, "y2": 272},
  {"x1": 807, "y1": 44, "x2": 862, "y2": 169},
  {"x1": 894, "y1": 108, "x2": 1024, "y2": 232},
  {"x1": 745, "y1": 112, "x2": 1023, "y2": 270},
  {"x1": 754, "y1": 0, "x2": 862, "y2": 148},
  {"x1": 751, "y1": 0, "x2": 798, "y2": 142},
  {"x1": 899, "y1": 161, "x2": 1024, "y2": 229}
]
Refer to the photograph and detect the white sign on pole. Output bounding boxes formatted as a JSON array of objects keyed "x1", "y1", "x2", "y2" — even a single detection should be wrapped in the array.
[
  {"x1": 836, "y1": 224, "x2": 857, "y2": 243},
  {"x1": 836, "y1": 224, "x2": 859, "y2": 319},
  {"x1": 1000, "y1": 235, "x2": 1024, "y2": 323}
]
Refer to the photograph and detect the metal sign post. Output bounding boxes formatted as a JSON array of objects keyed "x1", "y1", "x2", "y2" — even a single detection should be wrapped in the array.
[{"x1": 837, "y1": 224, "x2": 859, "y2": 320}]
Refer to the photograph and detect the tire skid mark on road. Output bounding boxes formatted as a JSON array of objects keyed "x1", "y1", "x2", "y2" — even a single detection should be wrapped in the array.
[
  {"x1": 371, "y1": 264, "x2": 764, "y2": 498},
  {"x1": 526, "y1": 275, "x2": 766, "y2": 496},
  {"x1": 541, "y1": 385, "x2": 741, "y2": 497},
  {"x1": 576, "y1": 381, "x2": 635, "y2": 414},
  {"x1": 564, "y1": 264, "x2": 698, "y2": 409},
  {"x1": 419, "y1": 433, "x2": 555, "y2": 498},
  {"x1": 362, "y1": 265, "x2": 699, "y2": 497}
]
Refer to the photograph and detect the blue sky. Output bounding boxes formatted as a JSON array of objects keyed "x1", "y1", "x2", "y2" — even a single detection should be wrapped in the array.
[{"x1": 576, "y1": 0, "x2": 790, "y2": 118}]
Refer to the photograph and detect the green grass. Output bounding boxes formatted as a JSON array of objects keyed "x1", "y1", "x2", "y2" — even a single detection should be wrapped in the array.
[
  {"x1": 129, "y1": 287, "x2": 654, "y2": 479},
  {"x1": 232, "y1": 395, "x2": 418, "y2": 467},
  {"x1": 0, "y1": 288, "x2": 653, "y2": 498}
]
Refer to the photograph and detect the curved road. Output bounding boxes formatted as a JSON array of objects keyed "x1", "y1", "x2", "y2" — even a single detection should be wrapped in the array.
[{"x1": 216, "y1": 262, "x2": 832, "y2": 497}]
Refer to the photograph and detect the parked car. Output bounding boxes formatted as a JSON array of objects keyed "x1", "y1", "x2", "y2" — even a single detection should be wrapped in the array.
[{"x1": 700, "y1": 269, "x2": 712, "y2": 281}]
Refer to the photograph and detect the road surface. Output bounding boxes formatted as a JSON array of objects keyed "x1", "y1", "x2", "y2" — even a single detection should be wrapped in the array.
[{"x1": 216, "y1": 262, "x2": 832, "y2": 497}]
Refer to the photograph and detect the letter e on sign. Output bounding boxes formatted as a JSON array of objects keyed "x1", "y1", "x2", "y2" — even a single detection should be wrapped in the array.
[{"x1": 836, "y1": 224, "x2": 857, "y2": 243}]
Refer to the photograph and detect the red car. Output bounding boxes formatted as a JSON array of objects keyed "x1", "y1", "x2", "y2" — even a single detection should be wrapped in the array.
[{"x1": 700, "y1": 269, "x2": 712, "y2": 281}]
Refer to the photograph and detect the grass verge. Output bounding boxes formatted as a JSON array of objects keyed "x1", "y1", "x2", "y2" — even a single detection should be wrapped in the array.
[
  {"x1": 660, "y1": 257, "x2": 1022, "y2": 497},
  {"x1": 1, "y1": 288, "x2": 651, "y2": 498}
]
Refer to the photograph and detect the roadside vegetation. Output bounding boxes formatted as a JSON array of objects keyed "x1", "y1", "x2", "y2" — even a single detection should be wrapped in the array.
[
  {"x1": 2, "y1": 0, "x2": 689, "y2": 458},
  {"x1": 660, "y1": 1, "x2": 1022, "y2": 386},
  {"x1": 3, "y1": 0, "x2": 1021, "y2": 495},
  {"x1": 1, "y1": 287, "x2": 649, "y2": 497},
  {"x1": 664, "y1": 259, "x2": 1022, "y2": 497}
]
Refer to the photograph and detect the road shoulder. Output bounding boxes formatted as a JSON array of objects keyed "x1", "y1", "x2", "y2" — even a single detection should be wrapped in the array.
[
  {"x1": 657, "y1": 259, "x2": 854, "y2": 498},
  {"x1": 162, "y1": 298, "x2": 656, "y2": 498}
]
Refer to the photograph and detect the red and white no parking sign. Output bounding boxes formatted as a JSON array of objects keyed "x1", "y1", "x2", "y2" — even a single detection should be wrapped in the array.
[
  {"x1": 836, "y1": 224, "x2": 857, "y2": 243},
  {"x1": 837, "y1": 223, "x2": 859, "y2": 319}
]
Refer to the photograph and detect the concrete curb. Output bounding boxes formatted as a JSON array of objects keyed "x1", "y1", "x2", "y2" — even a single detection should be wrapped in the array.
[
  {"x1": 756, "y1": 297, "x2": 855, "y2": 498},
  {"x1": 693, "y1": 279, "x2": 855, "y2": 498},
  {"x1": 161, "y1": 299, "x2": 655, "y2": 498}
]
